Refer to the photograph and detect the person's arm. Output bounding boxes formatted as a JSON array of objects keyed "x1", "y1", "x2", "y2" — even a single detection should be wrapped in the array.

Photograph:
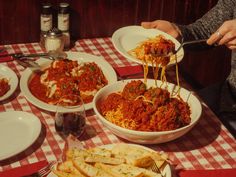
[
  {"x1": 142, "y1": 0, "x2": 235, "y2": 40},
  {"x1": 177, "y1": 0, "x2": 235, "y2": 41}
]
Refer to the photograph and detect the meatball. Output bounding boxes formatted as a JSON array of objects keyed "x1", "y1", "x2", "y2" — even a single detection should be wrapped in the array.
[
  {"x1": 122, "y1": 80, "x2": 146, "y2": 100},
  {"x1": 144, "y1": 87, "x2": 170, "y2": 107},
  {"x1": 99, "y1": 93, "x2": 123, "y2": 114}
]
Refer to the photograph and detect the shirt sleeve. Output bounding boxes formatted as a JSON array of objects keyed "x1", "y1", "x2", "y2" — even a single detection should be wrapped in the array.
[{"x1": 177, "y1": 0, "x2": 235, "y2": 41}]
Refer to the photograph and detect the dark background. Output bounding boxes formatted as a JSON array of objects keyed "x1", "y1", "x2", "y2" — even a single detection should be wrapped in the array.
[{"x1": 0, "y1": 0, "x2": 231, "y2": 89}]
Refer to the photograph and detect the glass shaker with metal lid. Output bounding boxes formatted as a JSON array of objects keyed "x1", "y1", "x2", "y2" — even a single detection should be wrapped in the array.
[
  {"x1": 40, "y1": 3, "x2": 53, "y2": 48},
  {"x1": 45, "y1": 28, "x2": 64, "y2": 52},
  {"x1": 58, "y1": 2, "x2": 70, "y2": 50},
  {"x1": 40, "y1": 3, "x2": 52, "y2": 32},
  {"x1": 58, "y1": 2, "x2": 70, "y2": 32}
]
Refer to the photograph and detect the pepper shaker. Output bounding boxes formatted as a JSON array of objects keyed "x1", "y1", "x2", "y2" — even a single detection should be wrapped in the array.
[
  {"x1": 40, "y1": 3, "x2": 53, "y2": 48},
  {"x1": 58, "y1": 2, "x2": 70, "y2": 50}
]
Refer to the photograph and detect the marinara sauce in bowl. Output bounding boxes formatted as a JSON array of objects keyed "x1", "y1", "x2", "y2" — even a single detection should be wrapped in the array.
[{"x1": 93, "y1": 79, "x2": 202, "y2": 144}]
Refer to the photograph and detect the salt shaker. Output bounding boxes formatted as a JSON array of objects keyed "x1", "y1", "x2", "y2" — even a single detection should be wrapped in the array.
[{"x1": 45, "y1": 28, "x2": 64, "y2": 52}]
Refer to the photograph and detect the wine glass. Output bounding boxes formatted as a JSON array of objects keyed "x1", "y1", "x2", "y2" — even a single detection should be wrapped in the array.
[{"x1": 54, "y1": 94, "x2": 86, "y2": 138}]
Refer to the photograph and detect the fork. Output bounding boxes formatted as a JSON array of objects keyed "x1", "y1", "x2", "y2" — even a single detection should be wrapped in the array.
[
  {"x1": 117, "y1": 72, "x2": 144, "y2": 80},
  {"x1": 150, "y1": 161, "x2": 164, "y2": 177},
  {"x1": 0, "y1": 51, "x2": 67, "y2": 60},
  {"x1": 152, "y1": 38, "x2": 207, "y2": 58},
  {"x1": 25, "y1": 161, "x2": 56, "y2": 177},
  {"x1": 13, "y1": 51, "x2": 67, "y2": 60},
  {"x1": 16, "y1": 59, "x2": 42, "y2": 73},
  {"x1": 37, "y1": 161, "x2": 56, "y2": 177}
]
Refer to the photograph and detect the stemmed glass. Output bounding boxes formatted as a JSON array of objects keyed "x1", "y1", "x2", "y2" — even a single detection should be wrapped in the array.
[{"x1": 54, "y1": 94, "x2": 86, "y2": 139}]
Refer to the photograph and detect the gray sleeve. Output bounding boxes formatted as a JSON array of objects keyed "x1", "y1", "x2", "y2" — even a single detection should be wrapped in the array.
[{"x1": 177, "y1": 0, "x2": 235, "y2": 41}]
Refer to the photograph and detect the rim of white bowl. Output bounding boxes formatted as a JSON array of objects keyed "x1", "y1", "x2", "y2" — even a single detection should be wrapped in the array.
[{"x1": 93, "y1": 79, "x2": 202, "y2": 136}]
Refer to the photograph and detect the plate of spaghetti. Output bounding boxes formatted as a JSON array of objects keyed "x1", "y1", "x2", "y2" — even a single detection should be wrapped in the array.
[
  {"x1": 112, "y1": 26, "x2": 184, "y2": 91},
  {"x1": 0, "y1": 64, "x2": 18, "y2": 101},
  {"x1": 20, "y1": 52, "x2": 117, "y2": 111},
  {"x1": 93, "y1": 79, "x2": 202, "y2": 144},
  {"x1": 112, "y1": 25, "x2": 184, "y2": 67}
]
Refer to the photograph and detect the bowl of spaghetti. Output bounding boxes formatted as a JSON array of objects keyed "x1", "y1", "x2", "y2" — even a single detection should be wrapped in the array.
[{"x1": 93, "y1": 79, "x2": 202, "y2": 144}]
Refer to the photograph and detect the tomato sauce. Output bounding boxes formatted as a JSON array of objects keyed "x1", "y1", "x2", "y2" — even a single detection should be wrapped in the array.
[
  {"x1": 0, "y1": 78, "x2": 10, "y2": 97},
  {"x1": 29, "y1": 59, "x2": 108, "y2": 106},
  {"x1": 100, "y1": 80, "x2": 191, "y2": 132},
  {"x1": 29, "y1": 73, "x2": 52, "y2": 103}
]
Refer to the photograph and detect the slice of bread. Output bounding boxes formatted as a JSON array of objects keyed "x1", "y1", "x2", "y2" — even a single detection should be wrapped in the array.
[
  {"x1": 56, "y1": 160, "x2": 84, "y2": 176},
  {"x1": 67, "y1": 147, "x2": 125, "y2": 165},
  {"x1": 95, "y1": 163, "x2": 162, "y2": 177},
  {"x1": 112, "y1": 164, "x2": 162, "y2": 177},
  {"x1": 66, "y1": 148, "x2": 90, "y2": 160},
  {"x1": 53, "y1": 170, "x2": 85, "y2": 177},
  {"x1": 94, "y1": 163, "x2": 123, "y2": 177},
  {"x1": 73, "y1": 159, "x2": 114, "y2": 177},
  {"x1": 84, "y1": 153, "x2": 125, "y2": 165},
  {"x1": 88, "y1": 147, "x2": 112, "y2": 157},
  {"x1": 111, "y1": 144, "x2": 154, "y2": 167}
]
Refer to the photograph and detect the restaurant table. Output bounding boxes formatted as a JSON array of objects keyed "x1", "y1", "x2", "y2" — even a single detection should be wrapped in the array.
[{"x1": 0, "y1": 38, "x2": 235, "y2": 175}]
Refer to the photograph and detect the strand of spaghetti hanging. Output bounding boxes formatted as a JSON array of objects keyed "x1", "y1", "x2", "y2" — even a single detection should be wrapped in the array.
[
  {"x1": 129, "y1": 35, "x2": 180, "y2": 96},
  {"x1": 172, "y1": 54, "x2": 180, "y2": 97}
]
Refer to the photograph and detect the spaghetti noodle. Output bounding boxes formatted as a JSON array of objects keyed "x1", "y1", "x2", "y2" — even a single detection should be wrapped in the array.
[
  {"x1": 129, "y1": 35, "x2": 180, "y2": 94},
  {"x1": 99, "y1": 80, "x2": 191, "y2": 132}
]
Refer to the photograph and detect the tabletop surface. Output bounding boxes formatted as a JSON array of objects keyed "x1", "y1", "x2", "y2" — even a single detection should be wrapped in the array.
[{"x1": 0, "y1": 38, "x2": 235, "y2": 172}]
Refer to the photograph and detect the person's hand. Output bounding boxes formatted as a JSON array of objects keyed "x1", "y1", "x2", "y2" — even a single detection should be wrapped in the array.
[
  {"x1": 141, "y1": 20, "x2": 181, "y2": 39},
  {"x1": 207, "y1": 19, "x2": 236, "y2": 50}
]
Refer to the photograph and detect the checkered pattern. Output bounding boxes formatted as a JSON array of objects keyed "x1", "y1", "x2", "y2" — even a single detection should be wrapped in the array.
[{"x1": 0, "y1": 38, "x2": 235, "y2": 172}]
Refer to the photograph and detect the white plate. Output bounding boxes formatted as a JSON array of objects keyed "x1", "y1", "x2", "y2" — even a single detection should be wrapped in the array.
[
  {"x1": 0, "y1": 64, "x2": 18, "y2": 101},
  {"x1": 0, "y1": 111, "x2": 41, "y2": 161},
  {"x1": 112, "y1": 25, "x2": 184, "y2": 66},
  {"x1": 47, "y1": 143, "x2": 172, "y2": 177},
  {"x1": 20, "y1": 52, "x2": 117, "y2": 112}
]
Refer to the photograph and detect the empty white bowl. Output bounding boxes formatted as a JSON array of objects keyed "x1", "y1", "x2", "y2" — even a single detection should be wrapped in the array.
[{"x1": 93, "y1": 79, "x2": 202, "y2": 144}]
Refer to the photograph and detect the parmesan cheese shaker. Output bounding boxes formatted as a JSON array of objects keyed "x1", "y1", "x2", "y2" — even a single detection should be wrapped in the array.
[{"x1": 45, "y1": 28, "x2": 64, "y2": 52}]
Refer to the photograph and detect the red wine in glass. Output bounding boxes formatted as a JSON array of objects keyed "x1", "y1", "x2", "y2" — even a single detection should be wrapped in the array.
[
  {"x1": 55, "y1": 112, "x2": 86, "y2": 137},
  {"x1": 55, "y1": 95, "x2": 86, "y2": 138}
]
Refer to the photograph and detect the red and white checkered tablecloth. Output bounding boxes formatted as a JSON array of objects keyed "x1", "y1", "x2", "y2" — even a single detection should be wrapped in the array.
[{"x1": 0, "y1": 38, "x2": 235, "y2": 172}]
